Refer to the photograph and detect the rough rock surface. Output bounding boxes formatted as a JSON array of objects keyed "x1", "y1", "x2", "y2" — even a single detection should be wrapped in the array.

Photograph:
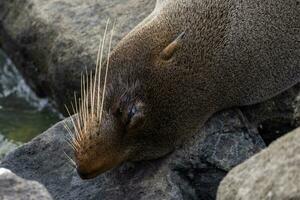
[
  {"x1": 0, "y1": 0, "x2": 155, "y2": 112},
  {"x1": 243, "y1": 84, "x2": 300, "y2": 145},
  {"x1": 1, "y1": 109, "x2": 265, "y2": 200},
  {"x1": 0, "y1": 168, "x2": 52, "y2": 200},
  {"x1": 217, "y1": 127, "x2": 300, "y2": 200}
]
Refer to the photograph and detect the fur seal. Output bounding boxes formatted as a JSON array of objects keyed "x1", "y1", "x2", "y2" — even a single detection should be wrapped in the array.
[{"x1": 66, "y1": 0, "x2": 300, "y2": 179}]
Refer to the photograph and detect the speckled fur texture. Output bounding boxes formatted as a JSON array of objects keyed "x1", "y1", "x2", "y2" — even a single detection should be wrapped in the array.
[{"x1": 75, "y1": 0, "x2": 300, "y2": 178}]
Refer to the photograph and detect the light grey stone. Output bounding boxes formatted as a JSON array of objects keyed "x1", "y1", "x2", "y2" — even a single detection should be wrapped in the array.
[
  {"x1": 217, "y1": 127, "x2": 300, "y2": 200},
  {"x1": 0, "y1": 168, "x2": 52, "y2": 200}
]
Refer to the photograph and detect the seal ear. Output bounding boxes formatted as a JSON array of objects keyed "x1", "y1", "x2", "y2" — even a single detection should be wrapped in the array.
[{"x1": 160, "y1": 31, "x2": 185, "y2": 60}]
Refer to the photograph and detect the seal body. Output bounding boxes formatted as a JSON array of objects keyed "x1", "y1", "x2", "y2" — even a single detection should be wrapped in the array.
[{"x1": 74, "y1": 0, "x2": 300, "y2": 178}]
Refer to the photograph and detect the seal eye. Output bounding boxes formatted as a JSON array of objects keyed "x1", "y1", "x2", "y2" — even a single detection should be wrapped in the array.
[
  {"x1": 128, "y1": 105, "x2": 137, "y2": 121},
  {"x1": 113, "y1": 99, "x2": 145, "y2": 131},
  {"x1": 126, "y1": 102, "x2": 145, "y2": 131}
]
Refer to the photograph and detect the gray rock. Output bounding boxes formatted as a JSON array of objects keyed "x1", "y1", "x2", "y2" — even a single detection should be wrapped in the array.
[
  {"x1": 217, "y1": 127, "x2": 300, "y2": 200},
  {"x1": 0, "y1": 109, "x2": 264, "y2": 200},
  {"x1": 0, "y1": 168, "x2": 52, "y2": 200},
  {"x1": 242, "y1": 83, "x2": 300, "y2": 145},
  {"x1": 0, "y1": 0, "x2": 155, "y2": 112}
]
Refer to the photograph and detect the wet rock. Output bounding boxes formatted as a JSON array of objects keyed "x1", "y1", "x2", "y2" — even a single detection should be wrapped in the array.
[
  {"x1": 217, "y1": 127, "x2": 300, "y2": 200},
  {"x1": 0, "y1": 0, "x2": 155, "y2": 112},
  {"x1": 0, "y1": 168, "x2": 52, "y2": 200},
  {"x1": 0, "y1": 135, "x2": 18, "y2": 160},
  {"x1": 0, "y1": 109, "x2": 264, "y2": 200}
]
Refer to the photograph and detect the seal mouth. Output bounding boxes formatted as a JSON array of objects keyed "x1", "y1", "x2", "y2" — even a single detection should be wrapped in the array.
[
  {"x1": 77, "y1": 166, "x2": 111, "y2": 180},
  {"x1": 77, "y1": 169, "x2": 103, "y2": 180}
]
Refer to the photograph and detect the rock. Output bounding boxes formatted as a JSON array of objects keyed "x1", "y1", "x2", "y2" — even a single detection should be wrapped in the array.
[
  {"x1": 217, "y1": 127, "x2": 300, "y2": 200},
  {"x1": 0, "y1": 135, "x2": 18, "y2": 160},
  {"x1": 0, "y1": 0, "x2": 155, "y2": 112},
  {"x1": 242, "y1": 83, "x2": 300, "y2": 145},
  {"x1": 0, "y1": 109, "x2": 265, "y2": 200},
  {"x1": 0, "y1": 168, "x2": 52, "y2": 200}
]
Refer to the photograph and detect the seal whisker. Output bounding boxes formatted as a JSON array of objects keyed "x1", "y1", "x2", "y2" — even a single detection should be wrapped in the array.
[
  {"x1": 63, "y1": 121, "x2": 75, "y2": 141},
  {"x1": 97, "y1": 19, "x2": 110, "y2": 118},
  {"x1": 73, "y1": 92, "x2": 79, "y2": 113},
  {"x1": 66, "y1": 19, "x2": 114, "y2": 159},
  {"x1": 78, "y1": 97, "x2": 85, "y2": 141},
  {"x1": 64, "y1": 137, "x2": 78, "y2": 151},
  {"x1": 84, "y1": 70, "x2": 89, "y2": 125},
  {"x1": 82, "y1": 72, "x2": 88, "y2": 137},
  {"x1": 63, "y1": 119, "x2": 81, "y2": 149},
  {"x1": 89, "y1": 70, "x2": 93, "y2": 121},
  {"x1": 70, "y1": 98, "x2": 82, "y2": 139},
  {"x1": 66, "y1": 139, "x2": 77, "y2": 151},
  {"x1": 62, "y1": 124, "x2": 80, "y2": 152},
  {"x1": 91, "y1": 36, "x2": 102, "y2": 122},
  {"x1": 80, "y1": 73, "x2": 86, "y2": 141},
  {"x1": 99, "y1": 20, "x2": 115, "y2": 124},
  {"x1": 64, "y1": 105, "x2": 81, "y2": 140},
  {"x1": 64, "y1": 151, "x2": 76, "y2": 169}
]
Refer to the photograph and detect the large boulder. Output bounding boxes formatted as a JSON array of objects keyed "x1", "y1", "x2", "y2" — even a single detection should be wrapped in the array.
[
  {"x1": 217, "y1": 127, "x2": 300, "y2": 200},
  {"x1": 0, "y1": 0, "x2": 155, "y2": 112},
  {"x1": 0, "y1": 168, "x2": 52, "y2": 200},
  {"x1": 0, "y1": 109, "x2": 265, "y2": 200}
]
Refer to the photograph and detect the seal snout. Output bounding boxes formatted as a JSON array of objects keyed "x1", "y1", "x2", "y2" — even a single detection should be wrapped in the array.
[{"x1": 75, "y1": 150, "x2": 125, "y2": 180}]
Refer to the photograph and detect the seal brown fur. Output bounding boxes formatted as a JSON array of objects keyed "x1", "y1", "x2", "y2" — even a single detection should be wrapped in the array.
[{"x1": 68, "y1": 0, "x2": 300, "y2": 179}]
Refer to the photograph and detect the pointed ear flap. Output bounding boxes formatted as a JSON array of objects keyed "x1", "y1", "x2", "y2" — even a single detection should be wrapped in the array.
[{"x1": 160, "y1": 31, "x2": 185, "y2": 60}]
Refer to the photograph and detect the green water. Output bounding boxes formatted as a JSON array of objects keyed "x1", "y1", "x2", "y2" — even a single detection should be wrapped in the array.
[
  {"x1": 0, "y1": 94, "x2": 60, "y2": 142},
  {"x1": 0, "y1": 49, "x2": 61, "y2": 147}
]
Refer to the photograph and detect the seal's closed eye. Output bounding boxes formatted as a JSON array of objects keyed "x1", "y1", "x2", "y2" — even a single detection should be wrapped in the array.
[
  {"x1": 112, "y1": 97, "x2": 145, "y2": 132},
  {"x1": 126, "y1": 101, "x2": 145, "y2": 131},
  {"x1": 128, "y1": 105, "x2": 137, "y2": 121}
]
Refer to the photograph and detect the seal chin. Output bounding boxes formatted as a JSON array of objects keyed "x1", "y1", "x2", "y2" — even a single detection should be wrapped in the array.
[
  {"x1": 77, "y1": 169, "x2": 102, "y2": 180},
  {"x1": 76, "y1": 157, "x2": 124, "y2": 180},
  {"x1": 77, "y1": 165, "x2": 113, "y2": 179},
  {"x1": 77, "y1": 164, "x2": 116, "y2": 179}
]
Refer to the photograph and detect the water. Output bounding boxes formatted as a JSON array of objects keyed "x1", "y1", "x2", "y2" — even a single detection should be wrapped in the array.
[{"x1": 0, "y1": 49, "x2": 61, "y2": 157}]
